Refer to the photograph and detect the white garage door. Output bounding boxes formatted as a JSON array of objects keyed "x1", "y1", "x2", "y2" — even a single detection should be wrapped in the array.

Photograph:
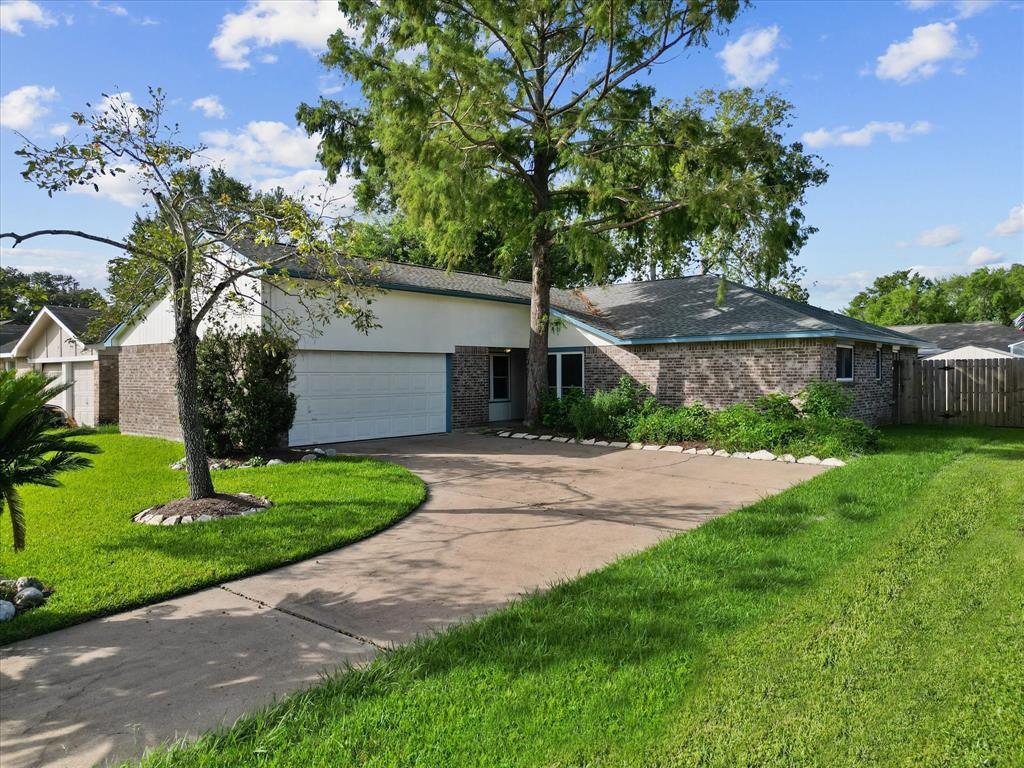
[{"x1": 289, "y1": 351, "x2": 448, "y2": 446}]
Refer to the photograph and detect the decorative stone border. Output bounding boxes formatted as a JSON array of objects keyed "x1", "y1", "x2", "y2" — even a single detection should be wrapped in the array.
[
  {"x1": 132, "y1": 493, "x2": 274, "y2": 526},
  {"x1": 494, "y1": 431, "x2": 846, "y2": 467},
  {"x1": 168, "y1": 447, "x2": 337, "y2": 471}
]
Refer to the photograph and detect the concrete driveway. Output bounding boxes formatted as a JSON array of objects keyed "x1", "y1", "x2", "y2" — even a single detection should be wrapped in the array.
[{"x1": 0, "y1": 433, "x2": 825, "y2": 768}]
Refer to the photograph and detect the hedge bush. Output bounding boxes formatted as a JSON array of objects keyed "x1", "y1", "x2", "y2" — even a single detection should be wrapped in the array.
[
  {"x1": 197, "y1": 328, "x2": 297, "y2": 456},
  {"x1": 538, "y1": 377, "x2": 879, "y2": 458}
]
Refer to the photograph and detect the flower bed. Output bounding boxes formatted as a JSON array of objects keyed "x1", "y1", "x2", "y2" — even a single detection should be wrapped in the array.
[{"x1": 540, "y1": 378, "x2": 879, "y2": 459}]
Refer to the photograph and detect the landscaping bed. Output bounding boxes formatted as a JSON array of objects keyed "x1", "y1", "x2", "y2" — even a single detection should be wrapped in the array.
[
  {"x1": 130, "y1": 426, "x2": 1024, "y2": 767},
  {"x1": 0, "y1": 432, "x2": 426, "y2": 644},
  {"x1": 540, "y1": 378, "x2": 880, "y2": 459}
]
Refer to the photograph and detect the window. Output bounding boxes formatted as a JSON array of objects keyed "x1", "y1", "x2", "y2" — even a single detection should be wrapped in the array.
[
  {"x1": 490, "y1": 354, "x2": 510, "y2": 401},
  {"x1": 874, "y1": 348, "x2": 883, "y2": 380},
  {"x1": 547, "y1": 351, "x2": 584, "y2": 397},
  {"x1": 836, "y1": 345, "x2": 854, "y2": 382}
]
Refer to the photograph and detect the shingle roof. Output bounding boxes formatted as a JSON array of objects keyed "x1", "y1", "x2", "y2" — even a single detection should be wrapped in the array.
[
  {"x1": 224, "y1": 239, "x2": 922, "y2": 347},
  {"x1": 887, "y1": 321, "x2": 1023, "y2": 352},
  {"x1": 45, "y1": 305, "x2": 104, "y2": 340},
  {"x1": 0, "y1": 322, "x2": 29, "y2": 354}
]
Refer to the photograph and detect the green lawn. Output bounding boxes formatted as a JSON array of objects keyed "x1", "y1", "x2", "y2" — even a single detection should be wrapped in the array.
[
  {"x1": 0, "y1": 432, "x2": 425, "y2": 645},
  {"x1": 134, "y1": 426, "x2": 1023, "y2": 767}
]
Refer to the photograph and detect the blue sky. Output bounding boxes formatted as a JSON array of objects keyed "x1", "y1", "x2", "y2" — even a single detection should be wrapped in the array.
[{"x1": 1, "y1": 0, "x2": 1021, "y2": 310}]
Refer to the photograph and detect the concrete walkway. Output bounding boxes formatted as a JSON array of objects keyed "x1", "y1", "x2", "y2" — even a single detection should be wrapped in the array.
[{"x1": 0, "y1": 433, "x2": 824, "y2": 767}]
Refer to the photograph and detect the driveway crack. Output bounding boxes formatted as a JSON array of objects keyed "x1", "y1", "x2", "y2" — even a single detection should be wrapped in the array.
[{"x1": 218, "y1": 585, "x2": 387, "y2": 652}]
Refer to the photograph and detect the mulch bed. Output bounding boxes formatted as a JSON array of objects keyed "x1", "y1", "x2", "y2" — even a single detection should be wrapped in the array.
[{"x1": 147, "y1": 493, "x2": 272, "y2": 520}]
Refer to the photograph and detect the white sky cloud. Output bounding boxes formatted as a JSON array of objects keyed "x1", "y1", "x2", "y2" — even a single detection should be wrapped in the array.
[
  {"x1": 993, "y1": 204, "x2": 1024, "y2": 237},
  {"x1": 0, "y1": 84, "x2": 58, "y2": 130},
  {"x1": 897, "y1": 223, "x2": 963, "y2": 248},
  {"x1": 67, "y1": 164, "x2": 147, "y2": 208},
  {"x1": 0, "y1": 246, "x2": 110, "y2": 289},
  {"x1": 49, "y1": 122, "x2": 69, "y2": 136},
  {"x1": 0, "y1": 0, "x2": 56, "y2": 34},
  {"x1": 191, "y1": 95, "x2": 226, "y2": 119},
  {"x1": 875, "y1": 22, "x2": 976, "y2": 83},
  {"x1": 904, "y1": 0, "x2": 939, "y2": 8},
  {"x1": 90, "y1": 1, "x2": 127, "y2": 16},
  {"x1": 802, "y1": 120, "x2": 931, "y2": 148},
  {"x1": 209, "y1": 0, "x2": 353, "y2": 70},
  {"x1": 966, "y1": 245, "x2": 1003, "y2": 266},
  {"x1": 718, "y1": 25, "x2": 781, "y2": 87},
  {"x1": 953, "y1": 1, "x2": 996, "y2": 19}
]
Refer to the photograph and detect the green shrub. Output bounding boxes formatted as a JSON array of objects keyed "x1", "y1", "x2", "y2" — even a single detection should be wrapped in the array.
[
  {"x1": 569, "y1": 377, "x2": 646, "y2": 439},
  {"x1": 627, "y1": 402, "x2": 711, "y2": 444},
  {"x1": 801, "y1": 380, "x2": 854, "y2": 418},
  {"x1": 197, "y1": 328, "x2": 297, "y2": 455},
  {"x1": 754, "y1": 392, "x2": 799, "y2": 421},
  {"x1": 709, "y1": 403, "x2": 801, "y2": 452},
  {"x1": 540, "y1": 386, "x2": 584, "y2": 432},
  {"x1": 787, "y1": 416, "x2": 880, "y2": 458}
]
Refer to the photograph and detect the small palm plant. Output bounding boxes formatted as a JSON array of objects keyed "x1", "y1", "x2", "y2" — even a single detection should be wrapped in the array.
[{"x1": 0, "y1": 369, "x2": 101, "y2": 551}]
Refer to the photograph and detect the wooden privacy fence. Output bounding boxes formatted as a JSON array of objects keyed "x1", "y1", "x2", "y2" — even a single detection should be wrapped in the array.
[{"x1": 896, "y1": 357, "x2": 1024, "y2": 427}]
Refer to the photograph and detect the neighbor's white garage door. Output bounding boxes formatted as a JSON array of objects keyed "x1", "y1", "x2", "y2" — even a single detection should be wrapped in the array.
[
  {"x1": 289, "y1": 351, "x2": 447, "y2": 446},
  {"x1": 70, "y1": 361, "x2": 95, "y2": 426}
]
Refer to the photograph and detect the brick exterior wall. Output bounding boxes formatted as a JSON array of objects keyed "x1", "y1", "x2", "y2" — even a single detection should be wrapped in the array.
[
  {"x1": 585, "y1": 338, "x2": 828, "y2": 410},
  {"x1": 118, "y1": 343, "x2": 181, "y2": 440},
  {"x1": 95, "y1": 351, "x2": 120, "y2": 424},
  {"x1": 451, "y1": 345, "x2": 490, "y2": 428},
  {"x1": 584, "y1": 338, "x2": 910, "y2": 426}
]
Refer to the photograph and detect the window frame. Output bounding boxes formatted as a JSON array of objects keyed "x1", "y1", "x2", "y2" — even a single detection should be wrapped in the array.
[
  {"x1": 836, "y1": 344, "x2": 854, "y2": 383},
  {"x1": 547, "y1": 351, "x2": 585, "y2": 398},
  {"x1": 489, "y1": 353, "x2": 510, "y2": 402},
  {"x1": 874, "y1": 347, "x2": 883, "y2": 381}
]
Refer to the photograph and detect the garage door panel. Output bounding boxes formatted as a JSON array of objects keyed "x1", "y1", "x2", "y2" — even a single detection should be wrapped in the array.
[{"x1": 289, "y1": 351, "x2": 447, "y2": 446}]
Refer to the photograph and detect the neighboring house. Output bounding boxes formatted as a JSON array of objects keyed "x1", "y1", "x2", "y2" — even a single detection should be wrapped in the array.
[
  {"x1": 925, "y1": 345, "x2": 1014, "y2": 361},
  {"x1": 888, "y1": 321, "x2": 1024, "y2": 359},
  {"x1": 0, "y1": 321, "x2": 30, "y2": 370},
  {"x1": 4, "y1": 306, "x2": 119, "y2": 426},
  {"x1": 107, "y1": 241, "x2": 923, "y2": 445}
]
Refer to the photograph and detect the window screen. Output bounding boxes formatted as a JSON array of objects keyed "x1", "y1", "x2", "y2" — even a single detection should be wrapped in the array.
[
  {"x1": 875, "y1": 349, "x2": 882, "y2": 379},
  {"x1": 547, "y1": 354, "x2": 558, "y2": 389},
  {"x1": 836, "y1": 346, "x2": 854, "y2": 380}
]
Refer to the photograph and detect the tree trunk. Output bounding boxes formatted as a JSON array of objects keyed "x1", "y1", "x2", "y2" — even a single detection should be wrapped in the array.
[
  {"x1": 649, "y1": 252, "x2": 658, "y2": 281},
  {"x1": 524, "y1": 234, "x2": 551, "y2": 427},
  {"x1": 174, "y1": 332, "x2": 214, "y2": 499}
]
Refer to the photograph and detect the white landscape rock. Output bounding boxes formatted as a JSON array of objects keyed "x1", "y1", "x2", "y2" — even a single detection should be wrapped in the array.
[
  {"x1": 511, "y1": 432, "x2": 528, "y2": 439},
  {"x1": 181, "y1": 516, "x2": 193, "y2": 524},
  {"x1": 683, "y1": 447, "x2": 698, "y2": 455},
  {"x1": 628, "y1": 442, "x2": 644, "y2": 450},
  {"x1": 0, "y1": 600, "x2": 15, "y2": 622},
  {"x1": 197, "y1": 514, "x2": 214, "y2": 522},
  {"x1": 538, "y1": 434, "x2": 553, "y2": 441},
  {"x1": 162, "y1": 515, "x2": 180, "y2": 526},
  {"x1": 779, "y1": 454, "x2": 797, "y2": 463},
  {"x1": 579, "y1": 438, "x2": 596, "y2": 445},
  {"x1": 821, "y1": 457, "x2": 847, "y2": 467},
  {"x1": 797, "y1": 455, "x2": 822, "y2": 465},
  {"x1": 660, "y1": 445, "x2": 683, "y2": 452},
  {"x1": 524, "y1": 434, "x2": 539, "y2": 440},
  {"x1": 610, "y1": 441, "x2": 628, "y2": 448},
  {"x1": 552, "y1": 436, "x2": 570, "y2": 443},
  {"x1": 749, "y1": 450, "x2": 777, "y2": 461},
  {"x1": 267, "y1": 459, "x2": 285, "y2": 466},
  {"x1": 323, "y1": 448, "x2": 337, "y2": 457},
  {"x1": 730, "y1": 451, "x2": 749, "y2": 459},
  {"x1": 145, "y1": 515, "x2": 164, "y2": 525},
  {"x1": 312, "y1": 448, "x2": 327, "y2": 455},
  {"x1": 713, "y1": 449, "x2": 730, "y2": 457},
  {"x1": 594, "y1": 440, "x2": 610, "y2": 447},
  {"x1": 696, "y1": 448, "x2": 715, "y2": 455},
  {"x1": 497, "y1": 431, "x2": 512, "y2": 438},
  {"x1": 301, "y1": 454, "x2": 319, "y2": 462},
  {"x1": 642, "y1": 444, "x2": 662, "y2": 451}
]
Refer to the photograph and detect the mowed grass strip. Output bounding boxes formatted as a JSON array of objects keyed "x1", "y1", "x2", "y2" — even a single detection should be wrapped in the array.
[
  {"x1": 0, "y1": 433, "x2": 425, "y2": 645},
  {"x1": 132, "y1": 427, "x2": 1024, "y2": 768}
]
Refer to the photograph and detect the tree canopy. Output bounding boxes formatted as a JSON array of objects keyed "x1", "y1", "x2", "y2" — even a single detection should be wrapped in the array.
[
  {"x1": 299, "y1": 0, "x2": 825, "y2": 422},
  {"x1": 3, "y1": 88, "x2": 378, "y2": 499},
  {"x1": 0, "y1": 268, "x2": 106, "y2": 325},
  {"x1": 845, "y1": 265, "x2": 1024, "y2": 327}
]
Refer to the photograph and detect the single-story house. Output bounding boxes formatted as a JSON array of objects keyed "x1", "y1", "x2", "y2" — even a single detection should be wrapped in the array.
[
  {"x1": 3, "y1": 306, "x2": 119, "y2": 426},
  {"x1": 105, "y1": 240, "x2": 923, "y2": 446},
  {"x1": 888, "y1": 321, "x2": 1024, "y2": 359}
]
